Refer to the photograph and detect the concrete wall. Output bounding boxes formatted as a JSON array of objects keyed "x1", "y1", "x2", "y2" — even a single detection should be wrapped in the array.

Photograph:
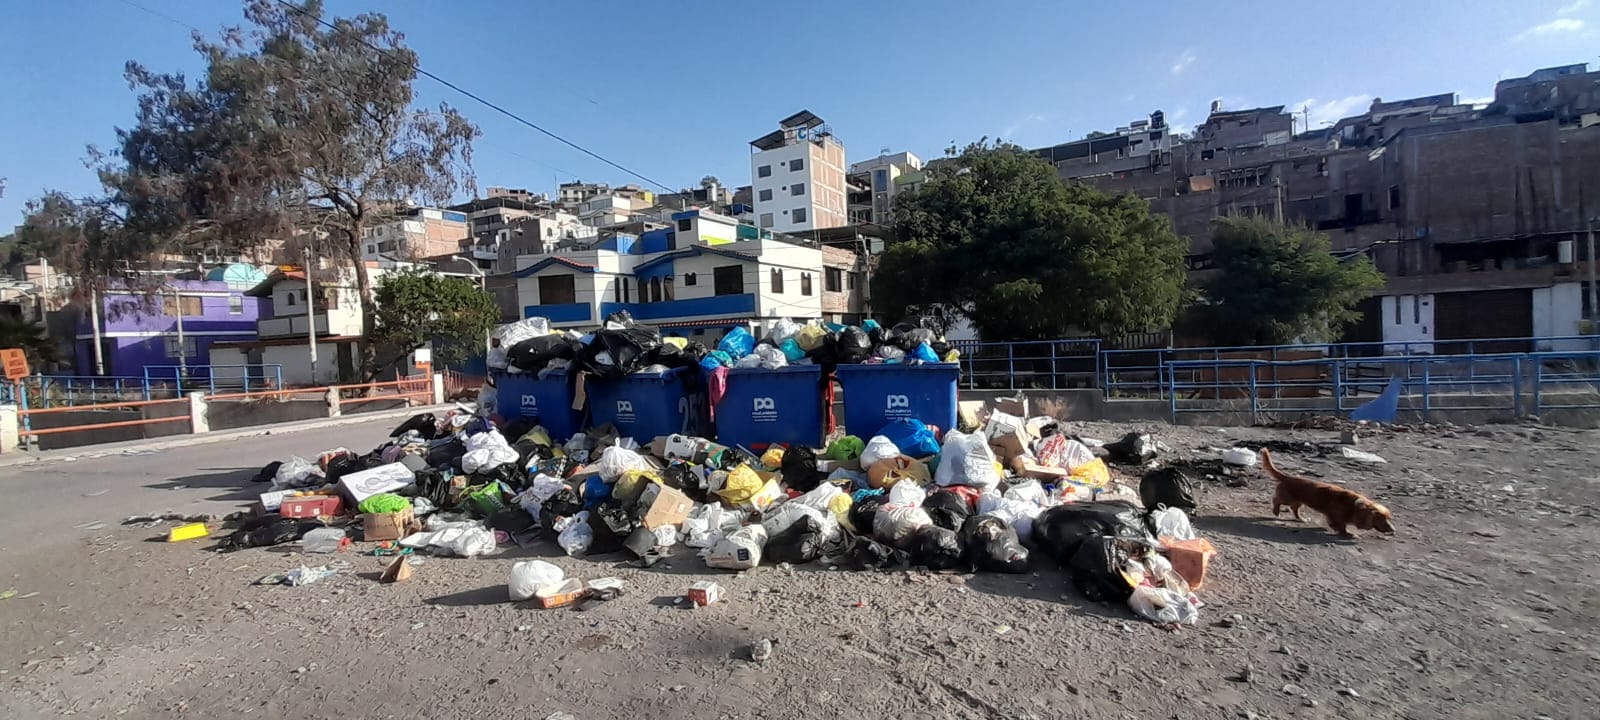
[
  {"x1": 1381, "y1": 293, "x2": 1436, "y2": 351},
  {"x1": 1533, "y1": 282, "x2": 1585, "y2": 349}
]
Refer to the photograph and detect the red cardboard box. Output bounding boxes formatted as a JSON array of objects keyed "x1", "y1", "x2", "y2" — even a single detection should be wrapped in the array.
[{"x1": 279, "y1": 495, "x2": 344, "y2": 519}]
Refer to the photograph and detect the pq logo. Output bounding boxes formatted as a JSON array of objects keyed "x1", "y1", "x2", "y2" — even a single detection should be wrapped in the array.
[
  {"x1": 520, "y1": 395, "x2": 539, "y2": 410},
  {"x1": 616, "y1": 400, "x2": 634, "y2": 414},
  {"x1": 752, "y1": 396, "x2": 777, "y2": 422},
  {"x1": 886, "y1": 394, "x2": 911, "y2": 417}
]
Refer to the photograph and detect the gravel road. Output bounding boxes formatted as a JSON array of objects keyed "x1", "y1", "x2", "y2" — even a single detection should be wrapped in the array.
[{"x1": 1, "y1": 417, "x2": 1596, "y2": 719}]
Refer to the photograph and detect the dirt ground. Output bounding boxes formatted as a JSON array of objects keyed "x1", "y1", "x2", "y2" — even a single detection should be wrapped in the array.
[{"x1": 1, "y1": 417, "x2": 1597, "y2": 720}]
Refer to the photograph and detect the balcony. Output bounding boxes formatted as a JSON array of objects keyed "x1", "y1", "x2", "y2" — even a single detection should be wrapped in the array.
[
  {"x1": 258, "y1": 314, "x2": 329, "y2": 338},
  {"x1": 523, "y1": 302, "x2": 592, "y2": 324},
  {"x1": 600, "y1": 294, "x2": 757, "y2": 322}
]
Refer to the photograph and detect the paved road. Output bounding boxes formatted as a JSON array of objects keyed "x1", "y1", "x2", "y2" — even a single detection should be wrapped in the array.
[{"x1": 0, "y1": 417, "x2": 401, "y2": 560}]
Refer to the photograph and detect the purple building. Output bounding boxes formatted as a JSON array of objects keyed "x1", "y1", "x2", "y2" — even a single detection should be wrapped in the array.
[{"x1": 74, "y1": 279, "x2": 264, "y2": 377}]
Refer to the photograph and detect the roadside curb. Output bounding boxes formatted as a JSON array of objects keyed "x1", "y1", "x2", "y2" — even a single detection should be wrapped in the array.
[{"x1": 0, "y1": 404, "x2": 458, "y2": 470}]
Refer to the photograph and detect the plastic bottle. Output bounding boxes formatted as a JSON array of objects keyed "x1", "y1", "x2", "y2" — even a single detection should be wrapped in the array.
[{"x1": 302, "y1": 527, "x2": 346, "y2": 553}]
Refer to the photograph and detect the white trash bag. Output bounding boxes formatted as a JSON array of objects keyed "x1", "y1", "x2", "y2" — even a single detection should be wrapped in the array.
[
  {"x1": 1150, "y1": 507, "x2": 1196, "y2": 542},
  {"x1": 557, "y1": 511, "x2": 594, "y2": 556},
  {"x1": 462, "y1": 430, "x2": 518, "y2": 475},
  {"x1": 509, "y1": 560, "x2": 565, "y2": 602},
  {"x1": 933, "y1": 430, "x2": 1000, "y2": 489},
  {"x1": 271, "y1": 456, "x2": 322, "y2": 490},
  {"x1": 705, "y1": 525, "x2": 767, "y2": 570},
  {"x1": 860, "y1": 435, "x2": 901, "y2": 468},
  {"x1": 594, "y1": 445, "x2": 651, "y2": 483}
]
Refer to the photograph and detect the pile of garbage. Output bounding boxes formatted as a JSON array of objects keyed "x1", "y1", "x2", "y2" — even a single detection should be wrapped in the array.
[{"x1": 224, "y1": 390, "x2": 1218, "y2": 625}]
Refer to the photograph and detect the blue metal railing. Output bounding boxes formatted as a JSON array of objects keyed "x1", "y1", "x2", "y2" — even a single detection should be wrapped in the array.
[
  {"x1": 949, "y1": 339, "x2": 1101, "y2": 391},
  {"x1": 143, "y1": 364, "x2": 284, "y2": 396},
  {"x1": 1161, "y1": 351, "x2": 1600, "y2": 422}
]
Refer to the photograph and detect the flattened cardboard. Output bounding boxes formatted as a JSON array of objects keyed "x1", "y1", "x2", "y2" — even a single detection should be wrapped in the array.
[{"x1": 641, "y1": 486, "x2": 694, "y2": 530}]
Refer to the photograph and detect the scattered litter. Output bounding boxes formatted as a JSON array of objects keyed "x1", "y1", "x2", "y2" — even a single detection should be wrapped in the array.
[
  {"x1": 749, "y1": 638, "x2": 774, "y2": 662},
  {"x1": 1338, "y1": 447, "x2": 1388, "y2": 464},
  {"x1": 82, "y1": 489, "x2": 110, "y2": 497},
  {"x1": 285, "y1": 565, "x2": 336, "y2": 587},
  {"x1": 1221, "y1": 447, "x2": 1257, "y2": 467}
]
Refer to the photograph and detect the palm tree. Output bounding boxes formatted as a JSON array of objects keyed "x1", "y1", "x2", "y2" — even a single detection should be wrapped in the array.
[{"x1": 0, "y1": 315, "x2": 62, "y2": 372}]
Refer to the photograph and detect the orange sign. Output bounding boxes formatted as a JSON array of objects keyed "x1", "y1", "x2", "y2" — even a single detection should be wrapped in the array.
[{"x1": 0, "y1": 349, "x2": 28, "y2": 381}]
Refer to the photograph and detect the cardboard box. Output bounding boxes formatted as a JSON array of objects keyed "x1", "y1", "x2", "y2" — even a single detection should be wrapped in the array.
[
  {"x1": 537, "y1": 578, "x2": 586, "y2": 609},
  {"x1": 1011, "y1": 456, "x2": 1070, "y2": 481},
  {"x1": 279, "y1": 495, "x2": 344, "y2": 519},
  {"x1": 363, "y1": 507, "x2": 416, "y2": 542},
  {"x1": 957, "y1": 400, "x2": 988, "y2": 432},
  {"x1": 985, "y1": 410, "x2": 1035, "y2": 464},
  {"x1": 688, "y1": 581, "x2": 724, "y2": 607},
  {"x1": 993, "y1": 394, "x2": 1028, "y2": 418},
  {"x1": 339, "y1": 463, "x2": 416, "y2": 504},
  {"x1": 641, "y1": 486, "x2": 694, "y2": 530}
]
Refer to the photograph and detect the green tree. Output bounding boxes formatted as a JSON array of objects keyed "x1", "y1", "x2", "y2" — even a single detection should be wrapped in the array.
[
  {"x1": 28, "y1": 0, "x2": 478, "y2": 378},
  {"x1": 875, "y1": 141, "x2": 1188, "y2": 340},
  {"x1": 1181, "y1": 217, "x2": 1384, "y2": 345},
  {"x1": 370, "y1": 270, "x2": 498, "y2": 375},
  {"x1": 0, "y1": 316, "x2": 63, "y2": 371}
]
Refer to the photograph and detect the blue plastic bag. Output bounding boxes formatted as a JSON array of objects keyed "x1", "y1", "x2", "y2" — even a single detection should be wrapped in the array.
[
  {"x1": 699, "y1": 350, "x2": 733, "y2": 373},
  {"x1": 583, "y1": 474, "x2": 613, "y2": 509},
  {"x1": 862, "y1": 319, "x2": 882, "y2": 333},
  {"x1": 910, "y1": 341, "x2": 939, "y2": 363},
  {"x1": 877, "y1": 418, "x2": 941, "y2": 457},
  {"x1": 717, "y1": 327, "x2": 756, "y2": 358},
  {"x1": 779, "y1": 338, "x2": 806, "y2": 361}
]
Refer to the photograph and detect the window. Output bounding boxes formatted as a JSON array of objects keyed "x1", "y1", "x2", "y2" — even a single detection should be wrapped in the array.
[
  {"x1": 163, "y1": 336, "x2": 198, "y2": 359},
  {"x1": 792, "y1": 208, "x2": 808, "y2": 224},
  {"x1": 1393, "y1": 296, "x2": 1402, "y2": 325},
  {"x1": 1412, "y1": 296, "x2": 1421, "y2": 325},
  {"x1": 757, "y1": 165, "x2": 772, "y2": 178},
  {"x1": 1388, "y1": 185, "x2": 1401, "y2": 210},
  {"x1": 801, "y1": 273, "x2": 813, "y2": 296},
  {"x1": 847, "y1": 272, "x2": 856, "y2": 289},
  {"x1": 825, "y1": 267, "x2": 843, "y2": 292},
  {"x1": 650, "y1": 277, "x2": 663, "y2": 303},
  {"x1": 366, "y1": 245, "x2": 376, "y2": 254},
  {"x1": 771, "y1": 268, "x2": 784, "y2": 293},
  {"x1": 540, "y1": 274, "x2": 577, "y2": 305},
  {"x1": 791, "y1": 183, "x2": 806, "y2": 196},
  {"x1": 161, "y1": 295, "x2": 203, "y2": 317},
  {"x1": 377, "y1": 240, "x2": 396, "y2": 253},
  {"x1": 228, "y1": 295, "x2": 244, "y2": 316},
  {"x1": 759, "y1": 213, "x2": 775, "y2": 228},
  {"x1": 873, "y1": 169, "x2": 887, "y2": 191},
  {"x1": 791, "y1": 158, "x2": 805, "y2": 172},
  {"x1": 623, "y1": 278, "x2": 632, "y2": 303},
  {"x1": 713, "y1": 265, "x2": 745, "y2": 296},
  {"x1": 664, "y1": 276, "x2": 675, "y2": 300},
  {"x1": 758, "y1": 188, "x2": 773, "y2": 202},
  {"x1": 284, "y1": 292, "x2": 296, "y2": 308},
  {"x1": 677, "y1": 218, "x2": 693, "y2": 232},
  {"x1": 684, "y1": 272, "x2": 697, "y2": 287}
]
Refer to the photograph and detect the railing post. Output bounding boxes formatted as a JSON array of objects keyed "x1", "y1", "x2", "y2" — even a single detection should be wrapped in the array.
[
  {"x1": 1332, "y1": 358, "x2": 1344, "y2": 412},
  {"x1": 1531, "y1": 361, "x2": 1543, "y2": 415},
  {"x1": 1007, "y1": 343, "x2": 1015, "y2": 390},
  {"x1": 1050, "y1": 342, "x2": 1059, "y2": 390},
  {"x1": 1167, "y1": 360, "x2": 1178, "y2": 422},
  {"x1": 1249, "y1": 362, "x2": 1260, "y2": 425},
  {"x1": 326, "y1": 387, "x2": 342, "y2": 417},
  {"x1": 1422, "y1": 361, "x2": 1432, "y2": 421},
  {"x1": 187, "y1": 392, "x2": 210, "y2": 434},
  {"x1": 433, "y1": 372, "x2": 445, "y2": 405},
  {"x1": 1512, "y1": 356, "x2": 1524, "y2": 417}
]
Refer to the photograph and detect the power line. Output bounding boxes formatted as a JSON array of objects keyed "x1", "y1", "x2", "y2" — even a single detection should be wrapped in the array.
[
  {"x1": 272, "y1": 0, "x2": 673, "y2": 193},
  {"x1": 114, "y1": 0, "x2": 201, "y2": 32}
]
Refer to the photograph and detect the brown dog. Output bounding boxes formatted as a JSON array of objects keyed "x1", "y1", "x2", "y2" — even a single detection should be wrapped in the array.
[{"x1": 1261, "y1": 449, "x2": 1394, "y2": 537}]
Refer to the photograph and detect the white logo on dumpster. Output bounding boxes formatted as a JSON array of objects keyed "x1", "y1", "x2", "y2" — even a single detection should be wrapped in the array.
[
  {"x1": 752, "y1": 397, "x2": 778, "y2": 422},
  {"x1": 520, "y1": 395, "x2": 538, "y2": 411},
  {"x1": 616, "y1": 400, "x2": 636, "y2": 423},
  {"x1": 886, "y1": 394, "x2": 912, "y2": 418}
]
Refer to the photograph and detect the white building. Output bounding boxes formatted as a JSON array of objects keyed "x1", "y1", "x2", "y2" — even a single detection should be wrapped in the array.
[
  {"x1": 512, "y1": 211, "x2": 824, "y2": 343},
  {"x1": 848, "y1": 150, "x2": 924, "y2": 226},
  {"x1": 750, "y1": 111, "x2": 848, "y2": 234}
]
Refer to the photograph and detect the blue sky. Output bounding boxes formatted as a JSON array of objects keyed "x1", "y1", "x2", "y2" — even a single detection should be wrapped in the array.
[{"x1": 3, "y1": 0, "x2": 1598, "y2": 227}]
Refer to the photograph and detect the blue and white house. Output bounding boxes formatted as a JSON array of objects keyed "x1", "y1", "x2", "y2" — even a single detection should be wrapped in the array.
[{"x1": 511, "y1": 210, "x2": 824, "y2": 343}]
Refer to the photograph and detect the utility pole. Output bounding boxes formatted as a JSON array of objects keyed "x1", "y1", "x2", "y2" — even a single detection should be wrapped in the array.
[
  {"x1": 89, "y1": 287, "x2": 105, "y2": 376},
  {"x1": 304, "y1": 246, "x2": 319, "y2": 382},
  {"x1": 173, "y1": 288, "x2": 188, "y2": 382},
  {"x1": 1588, "y1": 217, "x2": 1598, "y2": 335},
  {"x1": 1274, "y1": 177, "x2": 1285, "y2": 223}
]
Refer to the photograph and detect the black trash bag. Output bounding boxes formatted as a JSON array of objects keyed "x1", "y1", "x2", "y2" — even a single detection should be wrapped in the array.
[
  {"x1": 1033, "y1": 501, "x2": 1147, "y2": 564},
  {"x1": 587, "y1": 501, "x2": 634, "y2": 555},
  {"x1": 580, "y1": 327, "x2": 663, "y2": 378},
  {"x1": 1105, "y1": 432, "x2": 1157, "y2": 464},
  {"x1": 845, "y1": 533, "x2": 909, "y2": 570},
  {"x1": 929, "y1": 339, "x2": 952, "y2": 359},
  {"x1": 641, "y1": 341, "x2": 696, "y2": 370},
  {"x1": 506, "y1": 334, "x2": 580, "y2": 374},
  {"x1": 960, "y1": 514, "x2": 1031, "y2": 573},
  {"x1": 1068, "y1": 536, "x2": 1139, "y2": 602},
  {"x1": 836, "y1": 326, "x2": 874, "y2": 364},
  {"x1": 907, "y1": 525, "x2": 965, "y2": 571},
  {"x1": 894, "y1": 327, "x2": 937, "y2": 353},
  {"x1": 222, "y1": 516, "x2": 313, "y2": 550},
  {"x1": 536, "y1": 455, "x2": 573, "y2": 481},
  {"x1": 868, "y1": 323, "x2": 898, "y2": 350},
  {"x1": 487, "y1": 507, "x2": 536, "y2": 534},
  {"x1": 252, "y1": 461, "x2": 282, "y2": 484},
  {"x1": 470, "y1": 463, "x2": 523, "y2": 492},
  {"x1": 513, "y1": 439, "x2": 552, "y2": 469},
  {"x1": 500, "y1": 417, "x2": 537, "y2": 444},
  {"x1": 922, "y1": 490, "x2": 972, "y2": 532},
  {"x1": 538, "y1": 487, "x2": 584, "y2": 534},
  {"x1": 413, "y1": 468, "x2": 453, "y2": 509},
  {"x1": 662, "y1": 462, "x2": 709, "y2": 503},
  {"x1": 322, "y1": 454, "x2": 365, "y2": 485},
  {"x1": 779, "y1": 446, "x2": 825, "y2": 493},
  {"x1": 1140, "y1": 466, "x2": 1198, "y2": 515},
  {"x1": 605, "y1": 309, "x2": 637, "y2": 328},
  {"x1": 425, "y1": 438, "x2": 467, "y2": 469},
  {"x1": 804, "y1": 331, "x2": 842, "y2": 367},
  {"x1": 766, "y1": 515, "x2": 829, "y2": 565},
  {"x1": 389, "y1": 413, "x2": 440, "y2": 439},
  {"x1": 849, "y1": 495, "x2": 885, "y2": 536}
]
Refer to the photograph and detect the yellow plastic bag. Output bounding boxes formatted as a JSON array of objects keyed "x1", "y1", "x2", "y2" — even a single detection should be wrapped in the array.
[
  {"x1": 942, "y1": 348, "x2": 961, "y2": 363},
  {"x1": 614, "y1": 469, "x2": 663, "y2": 502},
  {"x1": 716, "y1": 464, "x2": 768, "y2": 506},
  {"x1": 760, "y1": 446, "x2": 786, "y2": 470},
  {"x1": 1066, "y1": 457, "x2": 1111, "y2": 489},
  {"x1": 827, "y1": 490, "x2": 853, "y2": 529},
  {"x1": 518, "y1": 426, "x2": 553, "y2": 448},
  {"x1": 663, "y1": 336, "x2": 688, "y2": 350},
  {"x1": 795, "y1": 325, "x2": 827, "y2": 352}
]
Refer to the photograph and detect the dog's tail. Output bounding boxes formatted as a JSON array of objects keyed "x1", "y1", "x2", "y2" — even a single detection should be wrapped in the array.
[{"x1": 1259, "y1": 448, "x2": 1290, "y2": 483}]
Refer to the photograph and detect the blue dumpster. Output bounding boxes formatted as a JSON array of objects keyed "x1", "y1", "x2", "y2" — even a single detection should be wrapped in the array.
[
  {"x1": 835, "y1": 363, "x2": 959, "y2": 437},
  {"x1": 587, "y1": 367, "x2": 710, "y2": 444},
  {"x1": 715, "y1": 366, "x2": 824, "y2": 450},
  {"x1": 493, "y1": 369, "x2": 584, "y2": 441}
]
